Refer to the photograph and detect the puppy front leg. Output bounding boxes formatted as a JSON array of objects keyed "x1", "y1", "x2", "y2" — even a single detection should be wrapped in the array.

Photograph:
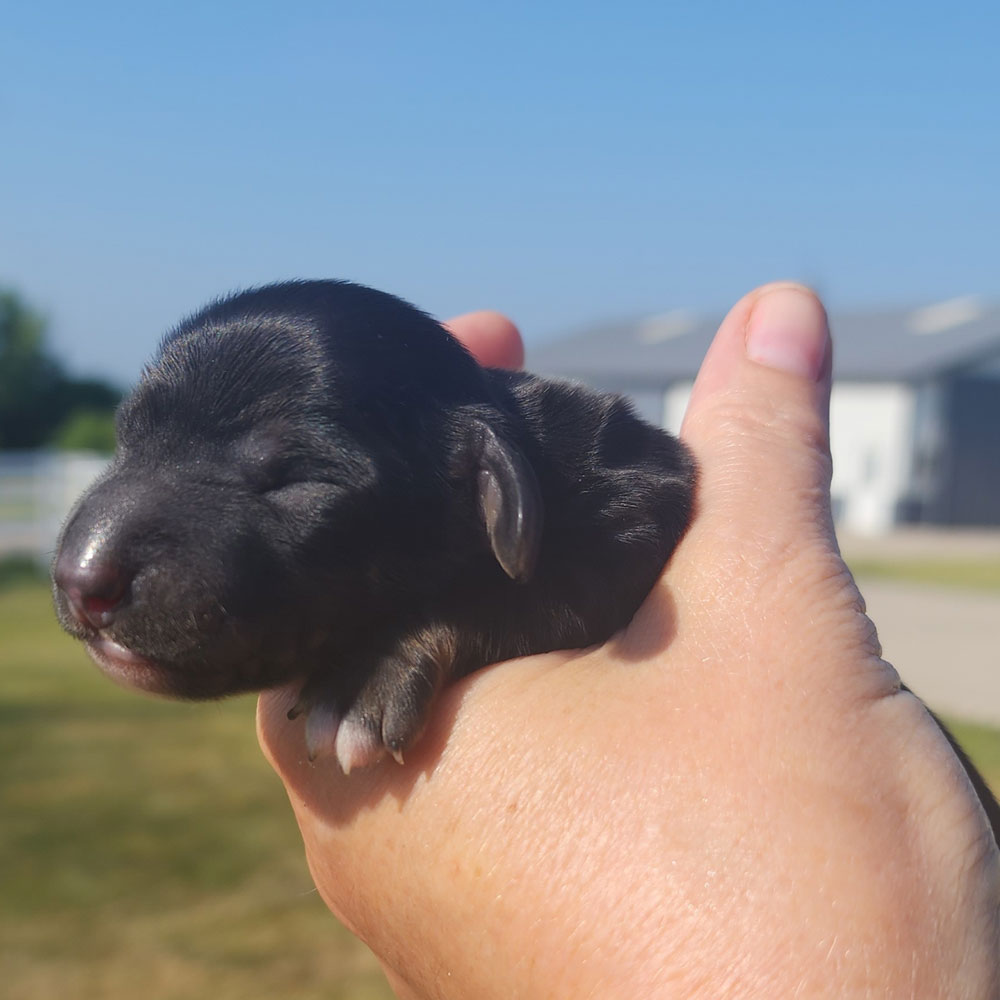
[{"x1": 292, "y1": 624, "x2": 458, "y2": 773}]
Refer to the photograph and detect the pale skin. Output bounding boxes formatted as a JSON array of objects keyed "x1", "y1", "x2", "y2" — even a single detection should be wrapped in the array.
[{"x1": 257, "y1": 284, "x2": 1000, "y2": 998}]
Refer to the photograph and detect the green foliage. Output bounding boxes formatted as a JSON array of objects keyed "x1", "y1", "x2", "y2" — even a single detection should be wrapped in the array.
[
  {"x1": 0, "y1": 582, "x2": 393, "y2": 999},
  {"x1": 0, "y1": 287, "x2": 121, "y2": 449},
  {"x1": 54, "y1": 409, "x2": 117, "y2": 454},
  {"x1": 0, "y1": 553, "x2": 47, "y2": 590},
  {"x1": 0, "y1": 290, "x2": 61, "y2": 448}
]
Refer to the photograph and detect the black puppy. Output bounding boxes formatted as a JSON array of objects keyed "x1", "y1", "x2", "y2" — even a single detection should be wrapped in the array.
[{"x1": 53, "y1": 280, "x2": 696, "y2": 773}]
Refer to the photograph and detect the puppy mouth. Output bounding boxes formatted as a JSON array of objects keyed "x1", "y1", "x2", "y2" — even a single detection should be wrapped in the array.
[
  {"x1": 79, "y1": 626, "x2": 296, "y2": 700},
  {"x1": 83, "y1": 635, "x2": 178, "y2": 696}
]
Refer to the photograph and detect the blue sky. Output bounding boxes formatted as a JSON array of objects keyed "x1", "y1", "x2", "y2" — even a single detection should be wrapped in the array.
[{"x1": 2, "y1": 1, "x2": 998, "y2": 385}]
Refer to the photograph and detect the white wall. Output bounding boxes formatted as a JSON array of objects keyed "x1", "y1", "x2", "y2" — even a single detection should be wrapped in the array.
[
  {"x1": 663, "y1": 382, "x2": 694, "y2": 435},
  {"x1": 828, "y1": 383, "x2": 915, "y2": 534},
  {"x1": 624, "y1": 379, "x2": 916, "y2": 536}
]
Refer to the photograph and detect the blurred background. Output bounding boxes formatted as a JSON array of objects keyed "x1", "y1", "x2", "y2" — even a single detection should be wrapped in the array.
[{"x1": 2, "y1": 2, "x2": 999, "y2": 997}]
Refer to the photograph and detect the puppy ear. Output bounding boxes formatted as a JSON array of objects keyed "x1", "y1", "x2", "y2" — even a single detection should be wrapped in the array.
[{"x1": 473, "y1": 421, "x2": 543, "y2": 583}]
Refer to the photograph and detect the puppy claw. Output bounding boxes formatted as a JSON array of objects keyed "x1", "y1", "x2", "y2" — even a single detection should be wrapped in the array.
[
  {"x1": 334, "y1": 717, "x2": 385, "y2": 775},
  {"x1": 388, "y1": 745, "x2": 405, "y2": 766},
  {"x1": 288, "y1": 684, "x2": 316, "y2": 721},
  {"x1": 304, "y1": 703, "x2": 341, "y2": 762}
]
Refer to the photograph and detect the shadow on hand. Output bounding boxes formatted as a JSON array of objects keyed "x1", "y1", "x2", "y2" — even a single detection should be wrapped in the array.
[{"x1": 257, "y1": 583, "x2": 681, "y2": 826}]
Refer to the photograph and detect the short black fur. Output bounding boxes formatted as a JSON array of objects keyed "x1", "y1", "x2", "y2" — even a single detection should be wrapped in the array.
[{"x1": 53, "y1": 280, "x2": 696, "y2": 768}]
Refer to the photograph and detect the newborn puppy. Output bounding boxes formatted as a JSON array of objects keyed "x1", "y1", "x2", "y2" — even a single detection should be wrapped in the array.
[{"x1": 53, "y1": 280, "x2": 696, "y2": 773}]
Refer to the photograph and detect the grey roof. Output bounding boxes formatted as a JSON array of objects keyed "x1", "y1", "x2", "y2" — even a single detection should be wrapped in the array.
[{"x1": 527, "y1": 297, "x2": 1000, "y2": 386}]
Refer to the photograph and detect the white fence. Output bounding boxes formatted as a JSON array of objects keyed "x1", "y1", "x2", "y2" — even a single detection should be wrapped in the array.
[{"x1": 0, "y1": 451, "x2": 111, "y2": 565}]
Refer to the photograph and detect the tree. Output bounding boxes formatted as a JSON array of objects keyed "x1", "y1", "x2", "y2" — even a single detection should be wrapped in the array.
[
  {"x1": 53, "y1": 409, "x2": 117, "y2": 454},
  {"x1": 0, "y1": 288, "x2": 120, "y2": 449}
]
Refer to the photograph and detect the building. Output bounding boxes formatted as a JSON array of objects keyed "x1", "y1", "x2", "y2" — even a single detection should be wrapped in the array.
[{"x1": 529, "y1": 296, "x2": 1000, "y2": 534}]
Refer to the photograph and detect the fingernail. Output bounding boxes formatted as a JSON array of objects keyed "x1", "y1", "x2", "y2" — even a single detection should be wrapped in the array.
[{"x1": 745, "y1": 286, "x2": 829, "y2": 381}]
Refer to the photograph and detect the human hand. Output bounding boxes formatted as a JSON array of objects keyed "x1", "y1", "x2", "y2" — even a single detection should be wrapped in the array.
[{"x1": 258, "y1": 286, "x2": 999, "y2": 998}]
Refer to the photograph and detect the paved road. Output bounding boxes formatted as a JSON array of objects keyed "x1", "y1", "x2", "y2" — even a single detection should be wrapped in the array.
[
  {"x1": 857, "y1": 579, "x2": 1000, "y2": 725},
  {"x1": 839, "y1": 528, "x2": 1000, "y2": 560}
]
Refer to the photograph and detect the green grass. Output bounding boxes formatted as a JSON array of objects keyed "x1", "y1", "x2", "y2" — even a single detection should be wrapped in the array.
[
  {"x1": 946, "y1": 719, "x2": 1000, "y2": 788},
  {"x1": 0, "y1": 583, "x2": 393, "y2": 1000},
  {"x1": 5, "y1": 579, "x2": 999, "y2": 999},
  {"x1": 848, "y1": 557, "x2": 1000, "y2": 591}
]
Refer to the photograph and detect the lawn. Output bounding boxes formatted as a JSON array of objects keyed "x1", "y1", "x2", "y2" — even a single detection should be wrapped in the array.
[
  {"x1": 3, "y1": 575, "x2": 999, "y2": 999},
  {"x1": 1, "y1": 581, "x2": 393, "y2": 1000},
  {"x1": 846, "y1": 556, "x2": 1000, "y2": 592}
]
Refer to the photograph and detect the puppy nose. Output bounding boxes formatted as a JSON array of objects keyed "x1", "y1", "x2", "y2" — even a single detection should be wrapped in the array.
[{"x1": 54, "y1": 550, "x2": 132, "y2": 630}]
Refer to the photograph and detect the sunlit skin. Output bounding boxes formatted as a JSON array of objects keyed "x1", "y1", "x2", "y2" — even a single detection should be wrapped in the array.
[{"x1": 258, "y1": 285, "x2": 1000, "y2": 999}]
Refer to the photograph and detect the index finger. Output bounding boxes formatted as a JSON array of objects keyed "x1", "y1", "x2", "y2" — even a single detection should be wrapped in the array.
[{"x1": 444, "y1": 310, "x2": 524, "y2": 370}]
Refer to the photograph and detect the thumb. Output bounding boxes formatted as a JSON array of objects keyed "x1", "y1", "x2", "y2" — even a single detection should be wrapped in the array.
[
  {"x1": 681, "y1": 282, "x2": 834, "y2": 564},
  {"x1": 664, "y1": 282, "x2": 890, "y2": 712}
]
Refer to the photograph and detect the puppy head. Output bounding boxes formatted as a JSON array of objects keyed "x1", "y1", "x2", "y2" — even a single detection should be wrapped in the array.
[{"x1": 52, "y1": 281, "x2": 490, "y2": 698}]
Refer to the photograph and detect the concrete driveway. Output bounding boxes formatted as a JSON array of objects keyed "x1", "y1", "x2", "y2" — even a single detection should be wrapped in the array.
[
  {"x1": 837, "y1": 529, "x2": 1000, "y2": 724},
  {"x1": 856, "y1": 579, "x2": 1000, "y2": 725}
]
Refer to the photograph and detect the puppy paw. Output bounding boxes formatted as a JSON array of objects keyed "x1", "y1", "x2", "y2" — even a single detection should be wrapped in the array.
[{"x1": 295, "y1": 626, "x2": 457, "y2": 774}]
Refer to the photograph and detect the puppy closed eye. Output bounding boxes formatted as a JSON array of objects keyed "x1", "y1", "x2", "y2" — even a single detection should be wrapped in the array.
[
  {"x1": 237, "y1": 422, "x2": 380, "y2": 505},
  {"x1": 239, "y1": 434, "x2": 304, "y2": 494}
]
